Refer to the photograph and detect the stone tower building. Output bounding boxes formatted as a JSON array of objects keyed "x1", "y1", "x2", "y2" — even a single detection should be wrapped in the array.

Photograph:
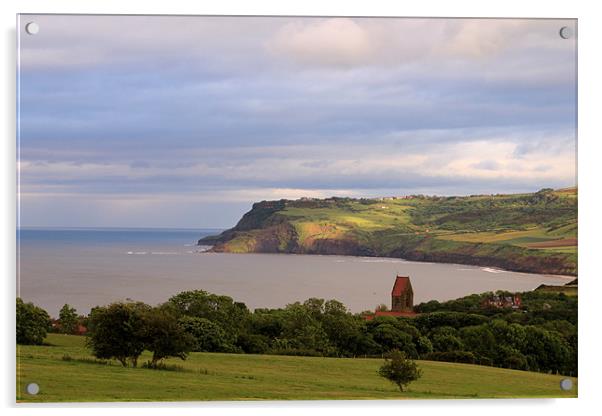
[{"x1": 391, "y1": 275, "x2": 414, "y2": 312}]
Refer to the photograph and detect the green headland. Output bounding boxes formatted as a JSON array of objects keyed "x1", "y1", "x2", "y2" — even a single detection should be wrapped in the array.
[{"x1": 199, "y1": 187, "x2": 577, "y2": 275}]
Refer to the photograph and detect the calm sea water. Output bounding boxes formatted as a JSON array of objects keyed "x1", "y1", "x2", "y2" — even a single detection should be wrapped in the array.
[{"x1": 17, "y1": 227, "x2": 573, "y2": 317}]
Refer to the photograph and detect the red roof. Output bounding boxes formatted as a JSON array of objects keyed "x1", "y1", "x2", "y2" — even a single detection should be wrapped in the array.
[{"x1": 392, "y1": 275, "x2": 411, "y2": 296}]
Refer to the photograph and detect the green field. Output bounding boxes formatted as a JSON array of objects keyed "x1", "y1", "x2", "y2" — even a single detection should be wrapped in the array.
[
  {"x1": 17, "y1": 334, "x2": 577, "y2": 402},
  {"x1": 201, "y1": 188, "x2": 577, "y2": 275}
]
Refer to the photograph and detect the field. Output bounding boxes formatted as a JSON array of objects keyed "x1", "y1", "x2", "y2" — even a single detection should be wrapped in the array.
[
  {"x1": 201, "y1": 188, "x2": 578, "y2": 275},
  {"x1": 17, "y1": 334, "x2": 577, "y2": 402},
  {"x1": 535, "y1": 284, "x2": 578, "y2": 297},
  {"x1": 281, "y1": 190, "x2": 577, "y2": 253}
]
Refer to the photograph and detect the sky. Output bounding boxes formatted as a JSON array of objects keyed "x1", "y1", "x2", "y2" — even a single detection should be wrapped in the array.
[{"x1": 18, "y1": 15, "x2": 577, "y2": 228}]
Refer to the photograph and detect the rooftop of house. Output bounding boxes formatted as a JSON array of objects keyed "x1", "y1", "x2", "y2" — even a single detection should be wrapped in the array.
[{"x1": 392, "y1": 275, "x2": 411, "y2": 296}]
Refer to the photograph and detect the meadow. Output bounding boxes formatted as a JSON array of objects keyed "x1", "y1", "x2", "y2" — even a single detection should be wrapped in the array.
[
  {"x1": 17, "y1": 334, "x2": 577, "y2": 402},
  {"x1": 283, "y1": 188, "x2": 577, "y2": 253}
]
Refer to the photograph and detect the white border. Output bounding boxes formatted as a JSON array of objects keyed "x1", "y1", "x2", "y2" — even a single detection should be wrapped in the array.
[{"x1": 2, "y1": 0, "x2": 601, "y2": 415}]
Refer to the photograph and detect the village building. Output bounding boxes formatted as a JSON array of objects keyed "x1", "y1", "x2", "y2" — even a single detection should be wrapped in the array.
[
  {"x1": 481, "y1": 293, "x2": 522, "y2": 309},
  {"x1": 364, "y1": 275, "x2": 417, "y2": 320},
  {"x1": 391, "y1": 275, "x2": 413, "y2": 312}
]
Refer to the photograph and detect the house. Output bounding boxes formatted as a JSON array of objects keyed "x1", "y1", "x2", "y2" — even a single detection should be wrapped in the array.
[{"x1": 481, "y1": 293, "x2": 522, "y2": 309}]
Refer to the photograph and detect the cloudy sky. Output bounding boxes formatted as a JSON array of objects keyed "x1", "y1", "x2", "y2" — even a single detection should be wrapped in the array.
[{"x1": 18, "y1": 15, "x2": 577, "y2": 228}]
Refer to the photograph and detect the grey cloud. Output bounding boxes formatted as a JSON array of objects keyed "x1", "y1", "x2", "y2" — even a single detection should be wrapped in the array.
[{"x1": 17, "y1": 15, "x2": 577, "y2": 227}]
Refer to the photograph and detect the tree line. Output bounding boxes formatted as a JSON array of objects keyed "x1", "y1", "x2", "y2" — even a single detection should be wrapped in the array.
[{"x1": 16, "y1": 288, "x2": 577, "y2": 375}]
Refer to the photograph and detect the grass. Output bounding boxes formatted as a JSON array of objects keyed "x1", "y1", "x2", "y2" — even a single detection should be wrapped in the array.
[
  {"x1": 16, "y1": 334, "x2": 577, "y2": 402},
  {"x1": 206, "y1": 189, "x2": 577, "y2": 275},
  {"x1": 535, "y1": 285, "x2": 578, "y2": 297}
]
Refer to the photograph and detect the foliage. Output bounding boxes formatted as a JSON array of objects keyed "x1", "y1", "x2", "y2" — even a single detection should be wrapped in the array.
[
  {"x1": 31, "y1": 285, "x2": 577, "y2": 377},
  {"x1": 58, "y1": 304, "x2": 78, "y2": 334},
  {"x1": 378, "y1": 349, "x2": 422, "y2": 392},
  {"x1": 167, "y1": 290, "x2": 250, "y2": 346},
  {"x1": 141, "y1": 306, "x2": 195, "y2": 366},
  {"x1": 423, "y1": 351, "x2": 477, "y2": 364},
  {"x1": 178, "y1": 316, "x2": 235, "y2": 352},
  {"x1": 16, "y1": 298, "x2": 51, "y2": 345},
  {"x1": 86, "y1": 302, "x2": 150, "y2": 367}
]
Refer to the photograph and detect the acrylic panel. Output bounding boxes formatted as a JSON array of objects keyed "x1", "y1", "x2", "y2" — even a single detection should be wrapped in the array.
[{"x1": 16, "y1": 14, "x2": 577, "y2": 402}]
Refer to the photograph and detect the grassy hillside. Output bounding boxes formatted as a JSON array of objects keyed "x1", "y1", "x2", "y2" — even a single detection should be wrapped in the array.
[
  {"x1": 17, "y1": 334, "x2": 577, "y2": 402},
  {"x1": 200, "y1": 188, "x2": 577, "y2": 275}
]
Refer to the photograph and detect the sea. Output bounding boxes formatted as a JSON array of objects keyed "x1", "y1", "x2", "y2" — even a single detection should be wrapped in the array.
[{"x1": 17, "y1": 227, "x2": 574, "y2": 317}]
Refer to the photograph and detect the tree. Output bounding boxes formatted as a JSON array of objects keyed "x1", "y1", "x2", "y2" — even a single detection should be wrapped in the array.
[
  {"x1": 378, "y1": 349, "x2": 422, "y2": 392},
  {"x1": 178, "y1": 316, "x2": 233, "y2": 352},
  {"x1": 167, "y1": 290, "x2": 250, "y2": 345},
  {"x1": 372, "y1": 323, "x2": 417, "y2": 357},
  {"x1": 142, "y1": 306, "x2": 194, "y2": 367},
  {"x1": 86, "y1": 302, "x2": 149, "y2": 367},
  {"x1": 58, "y1": 304, "x2": 78, "y2": 334},
  {"x1": 16, "y1": 298, "x2": 50, "y2": 345},
  {"x1": 415, "y1": 336, "x2": 434, "y2": 355},
  {"x1": 429, "y1": 326, "x2": 465, "y2": 352},
  {"x1": 460, "y1": 325, "x2": 496, "y2": 358},
  {"x1": 322, "y1": 308, "x2": 366, "y2": 356},
  {"x1": 280, "y1": 302, "x2": 331, "y2": 353}
]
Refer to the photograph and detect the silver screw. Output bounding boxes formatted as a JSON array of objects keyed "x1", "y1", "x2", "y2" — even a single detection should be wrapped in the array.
[
  {"x1": 560, "y1": 378, "x2": 573, "y2": 391},
  {"x1": 26, "y1": 382, "x2": 40, "y2": 395},
  {"x1": 559, "y1": 26, "x2": 573, "y2": 40},
  {"x1": 25, "y1": 22, "x2": 39, "y2": 35}
]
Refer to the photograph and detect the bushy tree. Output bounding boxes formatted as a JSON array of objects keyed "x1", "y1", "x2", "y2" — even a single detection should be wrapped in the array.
[
  {"x1": 86, "y1": 302, "x2": 149, "y2": 367},
  {"x1": 236, "y1": 333, "x2": 270, "y2": 354},
  {"x1": 460, "y1": 325, "x2": 496, "y2": 358},
  {"x1": 178, "y1": 316, "x2": 233, "y2": 352},
  {"x1": 277, "y1": 302, "x2": 331, "y2": 354},
  {"x1": 167, "y1": 290, "x2": 249, "y2": 345},
  {"x1": 495, "y1": 345, "x2": 528, "y2": 370},
  {"x1": 522, "y1": 326, "x2": 571, "y2": 373},
  {"x1": 429, "y1": 326, "x2": 464, "y2": 352},
  {"x1": 142, "y1": 306, "x2": 195, "y2": 367},
  {"x1": 58, "y1": 304, "x2": 78, "y2": 334},
  {"x1": 378, "y1": 349, "x2": 422, "y2": 392},
  {"x1": 322, "y1": 304, "x2": 370, "y2": 356},
  {"x1": 372, "y1": 323, "x2": 417, "y2": 357},
  {"x1": 16, "y1": 298, "x2": 50, "y2": 345},
  {"x1": 415, "y1": 336, "x2": 433, "y2": 355}
]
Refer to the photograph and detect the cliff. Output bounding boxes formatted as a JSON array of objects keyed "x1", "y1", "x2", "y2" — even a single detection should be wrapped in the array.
[{"x1": 199, "y1": 189, "x2": 577, "y2": 276}]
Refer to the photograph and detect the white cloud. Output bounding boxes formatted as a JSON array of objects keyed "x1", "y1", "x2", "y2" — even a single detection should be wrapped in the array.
[{"x1": 267, "y1": 18, "x2": 373, "y2": 68}]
